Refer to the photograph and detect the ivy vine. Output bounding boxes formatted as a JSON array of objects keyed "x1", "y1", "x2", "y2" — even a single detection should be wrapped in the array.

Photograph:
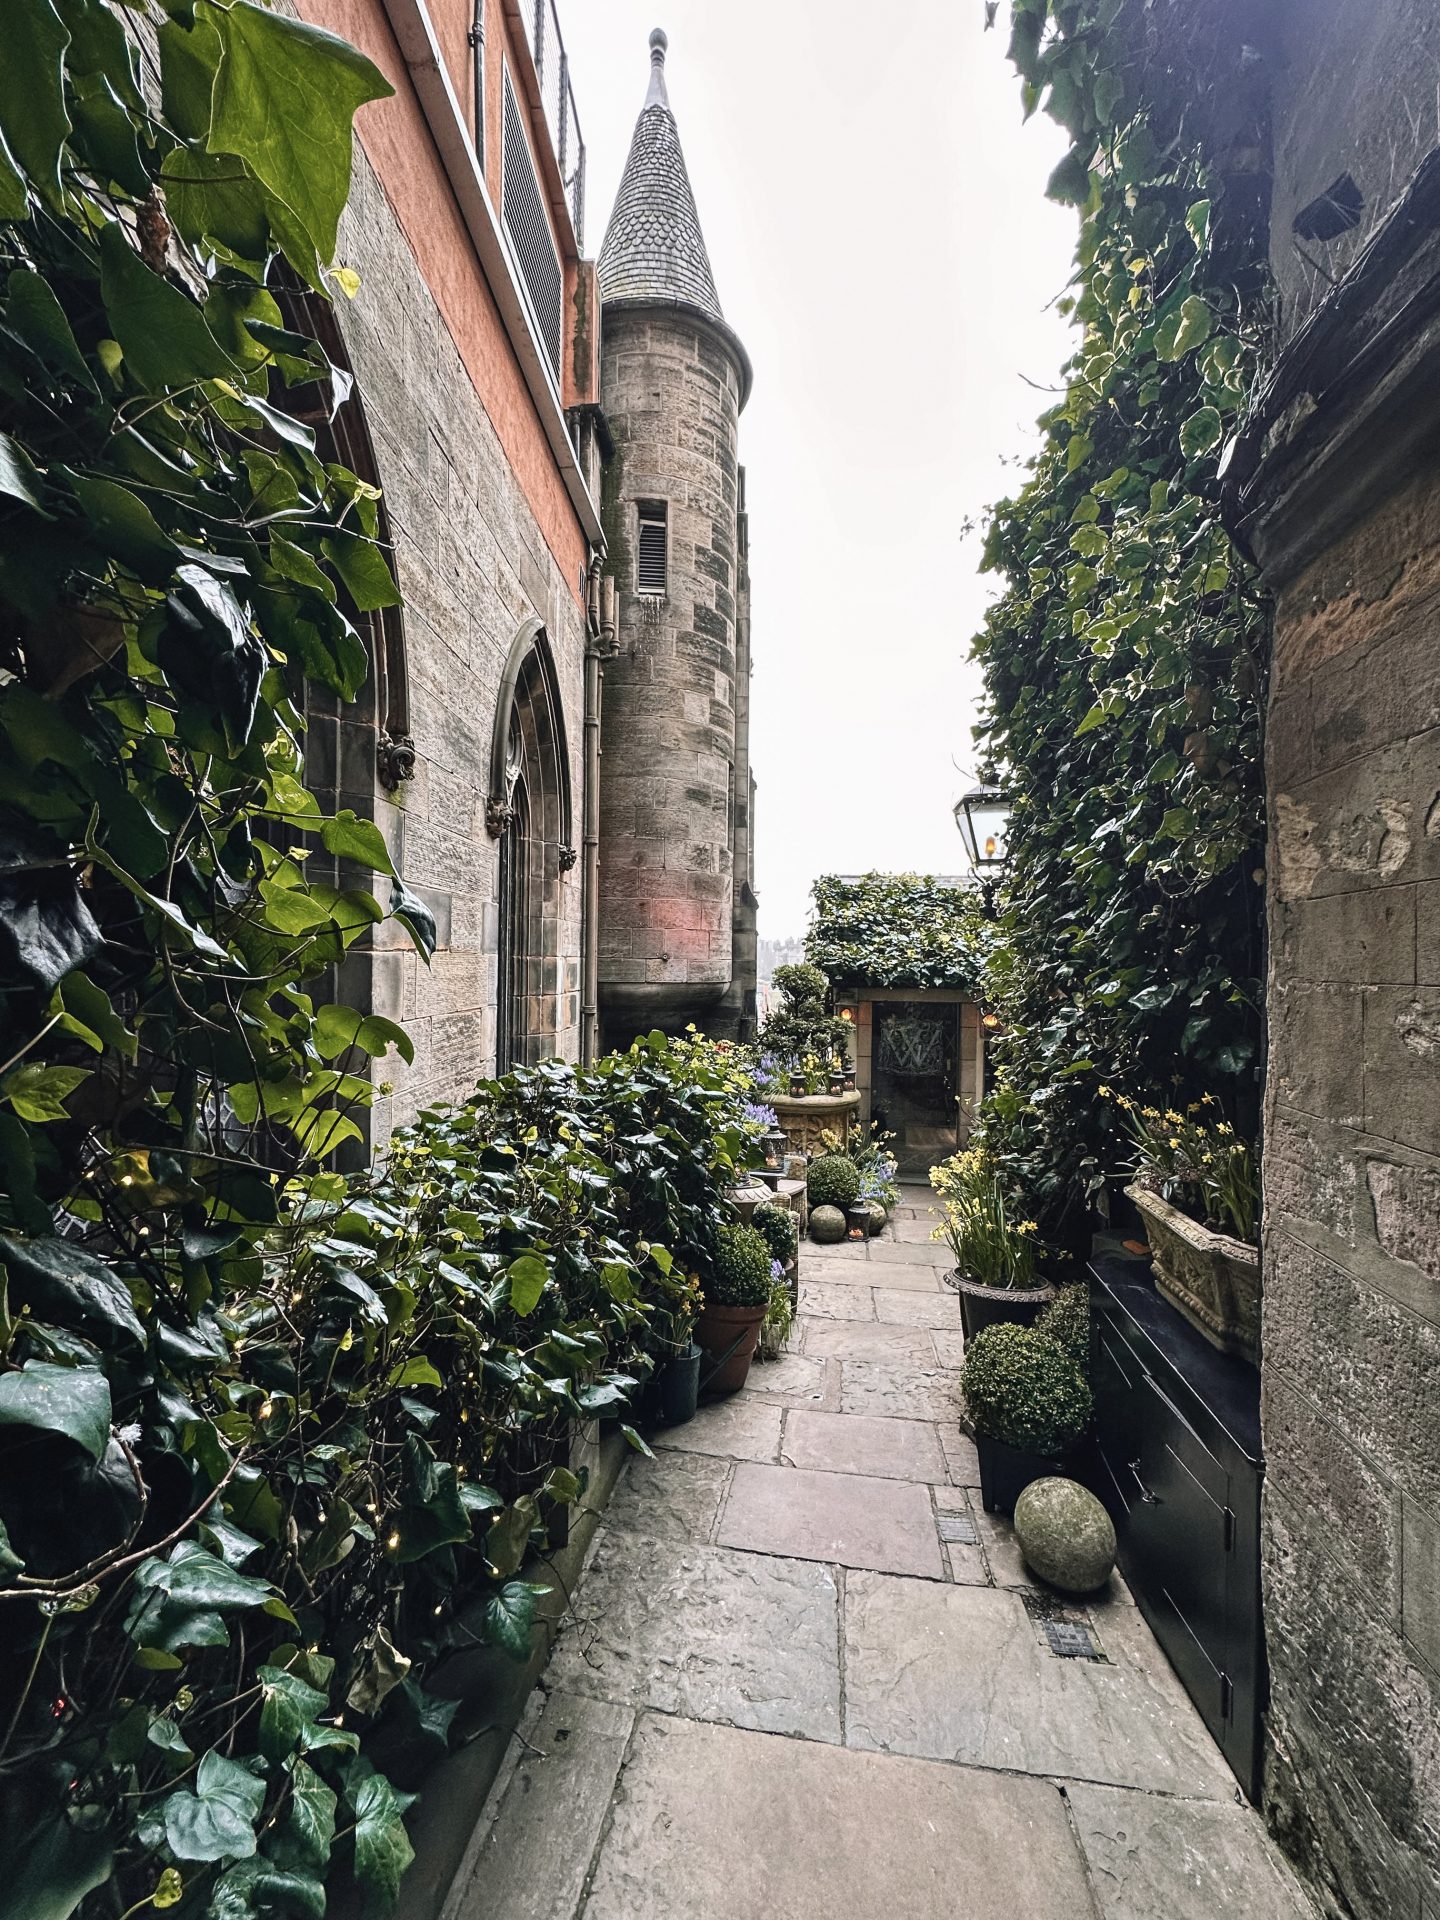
[{"x1": 974, "y1": 1, "x2": 1272, "y2": 1237}]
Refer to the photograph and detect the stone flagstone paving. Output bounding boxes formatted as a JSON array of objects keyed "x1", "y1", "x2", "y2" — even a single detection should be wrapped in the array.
[{"x1": 444, "y1": 1187, "x2": 1314, "y2": 1920}]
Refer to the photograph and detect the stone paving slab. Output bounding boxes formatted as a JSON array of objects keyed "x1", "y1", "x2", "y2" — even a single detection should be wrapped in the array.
[
  {"x1": 931, "y1": 1328, "x2": 967, "y2": 1369},
  {"x1": 652, "y1": 1396, "x2": 782, "y2": 1463},
  {"x1": 798, "y1": 1280, "x2": 876, "y2": 1319},
  {"x1": 548, "y1": 1530, "x2": 842, "y2": 1743},
  {"x1": 843, "y1": 1571, "x2": 1235, "y2": 1796},
  {"x1": 841, "y1": 1360, "x2": 964, "y2": 1423},
  {"x1": 798, "y1": 1255, "x2": 885, "y2": 1286},
  {"x1": 870, "y1": 1285, "x2": 963, "y2": 1325},
  {"x1": 890, "y1": 1214, "x2": 942, "y2": 1243},
  {"x1": 781, "y1": 1408, "x2": 947, "y2": 1483},
  {"x1": 580, "y1": 1714, "x2": 1097, "y2": 1920},
  {"x1": 740, "y1": 1351, "x2": 831, "y2": 1406},
  {"x1": 1065, "y1": 1780, "x2": 1315, "y2": 1919},
  {"x1": 603, "y1": 1450, "x2": 730, "y2": 1545},
  {"x1": 942, "y1": 1426, "x2": 982, "y2": 1486},
  {"x1": 866, "y1": 1239, "x2": 954, "y2": 1268},
  {"x1": 801, "y1": 1317, "x2": 937, "y2": 1366},
  {"x1": 804, "y1": 1257, "x2": 944, "y2": 1292},
  {"x1": 442, "y1": 1691, "x2": 634, "y2": 1920},
  {"x1": 717, "y1": 1462, "x2": 946, "y2": 1579}
]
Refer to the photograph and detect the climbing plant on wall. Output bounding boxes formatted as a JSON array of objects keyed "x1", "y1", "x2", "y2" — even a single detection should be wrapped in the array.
[
  {"x1": 973, "y1": 0, "x2": 1272, "y2": 1239},
  {"x1": 806, "y1": 873, "x2": 989, "y2": 991}
]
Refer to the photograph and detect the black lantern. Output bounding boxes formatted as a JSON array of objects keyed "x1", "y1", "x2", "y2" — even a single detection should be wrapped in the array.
[{"x1": 954, "y1": 784, "x2": 1010, "y2": 914}]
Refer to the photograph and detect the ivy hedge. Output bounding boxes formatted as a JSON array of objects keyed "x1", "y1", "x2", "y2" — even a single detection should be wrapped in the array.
[
  {"x1": 973, "y1": 1, "x2": 1272, "y2": 1239},
  {"x1": 0, "y1": 3, "x2": 764, "y2": 1914},
  {"x1": 805, "y1": 873, "x2": 989, "y2": 992}
]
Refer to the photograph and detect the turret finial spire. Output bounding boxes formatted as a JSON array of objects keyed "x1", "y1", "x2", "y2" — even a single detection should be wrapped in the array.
[{"x1": 646, "y1": 27, "x2": 669, "y2": 107}]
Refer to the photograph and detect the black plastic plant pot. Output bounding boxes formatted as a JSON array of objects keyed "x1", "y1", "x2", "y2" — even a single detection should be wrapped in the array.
[
  {"x1": 659, "y1": 1344, "x2": 702, "y2": 1425},
  {"x1": 846, "y1": 1204, "x2": 871, "y2": 1237},
  {"x1": 976, "y1": 1432, "x2": 1065, "y2": 1514},
  {"x1": 951, "y1": 1271, "x2": 1056, "y2": 1343}
]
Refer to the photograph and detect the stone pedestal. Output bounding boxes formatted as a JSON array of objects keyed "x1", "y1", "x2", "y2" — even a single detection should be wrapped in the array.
[{"x1": 770, "y1": 1091, "x2": 861, "y2": 1158}]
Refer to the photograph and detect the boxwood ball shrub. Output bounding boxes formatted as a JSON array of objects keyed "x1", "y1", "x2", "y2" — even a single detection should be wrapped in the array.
[
  {"x1": 1034, "y1": 1283, "x2": 1090, "y2": 1376},
  {"x1": 961, "y1": 1323, "x2": 1093, "y2": 1458},
  {"x1": 710, "y1": 1223, "x2": 776, "y2": 1308},
  {"x1": 752, "y1": 1201, "x2": 799, "y2": 1266},
  {"x1": 807, "y1": 1153, "x2": 860, "y2": 1210}
]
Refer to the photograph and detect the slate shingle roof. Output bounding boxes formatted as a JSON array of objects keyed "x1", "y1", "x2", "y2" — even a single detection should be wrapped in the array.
[{"x1": 598, "y1": 32, "x2": 725, "y2": 323}]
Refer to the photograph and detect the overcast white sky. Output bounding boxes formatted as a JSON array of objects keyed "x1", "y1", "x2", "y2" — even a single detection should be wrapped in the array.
[{"x1": 563, "y1": 1, "x2": 1077, "y2": 938}]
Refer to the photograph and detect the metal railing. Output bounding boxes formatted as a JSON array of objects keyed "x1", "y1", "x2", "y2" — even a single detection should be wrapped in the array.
[{"x1": 521, "y1": 0, "x2": 586, "y2": 247}]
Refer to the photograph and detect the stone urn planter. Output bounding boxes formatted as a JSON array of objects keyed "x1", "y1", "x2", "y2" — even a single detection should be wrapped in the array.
[
  {"x1": 947, "y1": 1271, "x2": 1056, "y2": 1343},
  {"x1": 769, "y1": 1090, "x2": 861, "y2": 1158},
  {"x1": 1127, "y1": 1184, "x2": 1260, "y2": 1365}
]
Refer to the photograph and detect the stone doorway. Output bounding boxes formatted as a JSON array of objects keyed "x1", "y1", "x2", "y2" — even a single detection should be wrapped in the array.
[{"x1": 869, "y1": 1000, "x2": 961, "y2": 1177}]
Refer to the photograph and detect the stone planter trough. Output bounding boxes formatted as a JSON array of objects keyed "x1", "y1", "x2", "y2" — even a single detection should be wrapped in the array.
[{"x1": 1127, "y1": 1183, "x2": 1260, "y2": 1366}]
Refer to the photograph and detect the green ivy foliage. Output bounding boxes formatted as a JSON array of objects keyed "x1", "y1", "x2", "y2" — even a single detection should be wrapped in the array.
[
  {"x1": 806, "y1": 873, "x2": 988, "y2": 991},
  {"x1": 972, "y1": 1, "x2": 1272, "y2": 1240},
  {"x1": 0, "y1": 2, "x2": 713, "y2": 1913}
]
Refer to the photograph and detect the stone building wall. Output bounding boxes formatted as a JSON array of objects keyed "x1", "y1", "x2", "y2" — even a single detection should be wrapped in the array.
[
  {"x1": 597, "y1": 305, "x2": 743, "y2": 1040},
  {"x1": 322, "y1": 138, "x2": 588, "y2": 1140},
  {"x1": 1261, "y1": 460, "x2": 1440, "y2": 1920}
]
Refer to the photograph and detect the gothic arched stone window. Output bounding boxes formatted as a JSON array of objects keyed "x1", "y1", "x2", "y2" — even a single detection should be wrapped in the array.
[{"x1": 489, "y1": 619, "x2": 575, "y2": 1068}]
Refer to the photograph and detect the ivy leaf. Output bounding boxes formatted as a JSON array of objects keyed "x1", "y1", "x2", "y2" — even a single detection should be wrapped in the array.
[
  {"x1": 65, "y1": 474, "x2": 179, "y2": 583},
  {"x1": 0, "y1": 125, "x2": 27, "y2": 224},
  {"x1": 389, "y1": 878, "x2": 436, "y2": 963},
  {"x1": 161, "y1": 1751, "x2": 265, "y2": 1864},
  {"x1": 1046, "y1": 145, "x2": 1093, "y2": 207},
  {"x1": 160, "y1": 562, "x2": 265, "y2": 752},
  {"x1": 258, "y1": 1664, "x2": 330, "y2": 1764},
  {"x1": 1, "y1": 1062, "x2": 89, "y2": 1123},
  {"x1": 322, "y1": 529, "x2": 401, "y2": 611},
  {"x1": 134, "y1": 1539, "x2": 276, "y2": 1612},
  {"x1": 478, "y1": 1580, "x2": 547, "y2": 1660},
  {"x1": 54, "y1": 970, "x2": 138, "y2": 1060},
  {"x1": 5, "y1": 269, "x2": 98, "y2": 392},
  {"x1": 0, "y1": 1360, "x2": 111, "y2": 1460},
  {"x1": 1155, "y1": 294, "x2": 1212, "y2": 362},
  {"x1": 0, "y1": 431, "x2": 49, "y2": 513},
  {"x1": 314, "y1": 1004, "x2": 415, "y2": 1065},
  {"x1": 0, "y1": 1810, "x2": 112, "y2": 1920},
  {"x1": 205, "y1": 0, "x2": 393, "y2": 265},
  {"x1": 1186, "y1": 198, "x2": 1212, "y2": 252},
  {"x1": 1074, "y1": 705, "x2": 1110, "y2": 738},
  {"x1": 348, "y1": 1762, "x2": 416, "y2": 1910},
  {"x1": 212, "y1": 1863, "x2": 326, "y2": 1920},
  {"x1": 482, "y1": 1494, "x2": 536, "y2": 1579},
  {"x1": 0, "y1": 1232, "x2": 145, "y2": 1347},
  {"x1": 1, "y1": 0, "x2": 70, "y2": 205},
  {"x1": 98, "y1": 223, "x2": 231, "y2": 391},
  {"x1": 271, "y1": 1760, "x2": 336, "y2": 1874},
  {"x1": 320, "y1": 810, "x2": 394, "y2": 874},
  {"x1": 507, "y1": 1253, "x2": 548, "y2": 1316},
  {"x1": 1179, "y1": 405, "x2": 1223, "y2": 460}
]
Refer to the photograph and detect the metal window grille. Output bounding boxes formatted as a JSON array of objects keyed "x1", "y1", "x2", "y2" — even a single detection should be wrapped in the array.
[
  {"x1": 502, "y1": 68, "x2": 563, "y2": 380},
  {"x1": 636, "y1": 503, "x2": 668, "y2": 595}
]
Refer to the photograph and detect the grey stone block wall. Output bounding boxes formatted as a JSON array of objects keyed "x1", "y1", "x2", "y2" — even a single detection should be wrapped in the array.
[
  {"x1": 597, "y1": 305, "x2": 744, "y2": 1036},
  {"x1": 1262, "y1": 460, "x2": 1440, "y2": 1920},
  {"x1": 325, "y1": 144, "x2": 588, "y2": 1141}
]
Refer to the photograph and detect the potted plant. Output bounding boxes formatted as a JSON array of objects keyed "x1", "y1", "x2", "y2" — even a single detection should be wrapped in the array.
[
  {"x1": 696, "y1": 1222, "x2": 774, "y2": 1394},
  {"x1": 752, "y1": 1200, "x2": 799, "y2": 1278},
  {"x1": 930, "y1": 1147, "x2": 1053, "y2": 1340},
  {"x1": 807, "y1": 1152, "x2": 860, "y2": 1214},
  {"x1": 1111, "y1": 1093, "x2": 1260, "y2": 1363},
  {"x1": 757, "y1": 1264, "x2": 796, "y2": 1361},
  {"x1": 961, "y1": 1321, "x2": 1093, "y2": 1513},
  {"x1": 656, "y1": 1270, "x2": 705, "y2": 1425}
]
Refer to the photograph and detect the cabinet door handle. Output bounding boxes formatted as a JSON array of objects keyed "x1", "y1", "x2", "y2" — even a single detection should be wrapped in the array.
[{"x1": 1128, "y1": 1458, "x2": 1159, "y2": 1504}]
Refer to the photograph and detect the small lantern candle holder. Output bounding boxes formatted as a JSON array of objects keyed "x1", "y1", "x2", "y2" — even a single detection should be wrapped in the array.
[
  {"x1": 789, "y1": 1069, "x2": 806, "y2": 1098},
  {"x1": 842, "y1": 1063, "x2": 857, "y2": 1092},
  {"x1": 826, "y1": 1064, "x2": 845, "y2": 1097}
]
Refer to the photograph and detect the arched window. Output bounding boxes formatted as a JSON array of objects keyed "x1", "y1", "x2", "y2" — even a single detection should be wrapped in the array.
[{"x1": 489, "y1": 620, "x2": 574, "y2": 1068}]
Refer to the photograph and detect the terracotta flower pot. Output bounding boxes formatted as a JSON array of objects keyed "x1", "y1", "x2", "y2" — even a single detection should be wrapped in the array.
[
  {"x1": 949, "y1": 1270, "x2": 1056, "y2": 1343},
  {"x1": 695, "y1": 1300, "x2": 766, "y2": 1395}
]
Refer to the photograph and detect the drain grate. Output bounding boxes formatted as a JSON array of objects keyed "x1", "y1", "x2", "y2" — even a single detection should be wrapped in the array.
[
  {"x1": 1042, "y1": 1619, "x2": 1102, "y2": 1660},
  {"x1": 937, "y1": 1512, "x2": 979, "y2": 1544}
]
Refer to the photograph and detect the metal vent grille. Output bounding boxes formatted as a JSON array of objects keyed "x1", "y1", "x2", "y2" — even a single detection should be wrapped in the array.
[
  {"x1": 502, "y1": 68, "x2": 562, "y2": 380},
  {"x1": 636, "y1": 504, "x2": 668, "y2": 595}
]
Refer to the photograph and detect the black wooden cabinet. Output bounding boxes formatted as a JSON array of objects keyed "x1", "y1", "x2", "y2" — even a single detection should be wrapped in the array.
[{"x1": 1088, "y1": 1253, "x2": 1264, "y2": 1801}]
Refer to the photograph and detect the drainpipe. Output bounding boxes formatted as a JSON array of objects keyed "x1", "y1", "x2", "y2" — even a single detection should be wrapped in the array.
[
  {"x1": 580, "y1": 568, "x2": 615, "y2": 1064},
  {"x1": 467, "y1": 0, "x2": 485, "y2": 170}
]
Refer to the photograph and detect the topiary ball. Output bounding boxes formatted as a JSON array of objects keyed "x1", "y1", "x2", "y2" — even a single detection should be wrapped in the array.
[
  {"x1": 1034, "y1": 1283, "x2": 1090, "y2": 1375},
  {"x1": 809, "y1": 1204, "x2": 847, "y2": 1245},
  {"x1": 807, "y1": 1153, "x2": 860, "y2": 1210},
  {"x1": 960, "y1": 1322, "x2": 1093, "y2": 1458},
  {"x1": 752, "y1": 1201, "x2": 798, "y2": 1266},
  {"x1": 1013, "y1": 1477, "x2": 1116, "y2": 1593},
  {"x1": 709, "y1": 1222, "x2": 774, "y2": 1308}
]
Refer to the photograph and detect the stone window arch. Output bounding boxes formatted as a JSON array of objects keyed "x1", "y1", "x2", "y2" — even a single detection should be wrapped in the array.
[{"x1": 489, "y1": 619, "x2": 575, "y2": 1067}]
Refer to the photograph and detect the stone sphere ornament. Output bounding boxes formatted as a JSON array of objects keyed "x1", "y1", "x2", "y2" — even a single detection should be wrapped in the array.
[
  {"x1": 1013, "y1": 1477, "x2": 1117, "y2": 1593},
  {"x1": 809, "y1": 1205, "x2": 847, "y2": 1245}
]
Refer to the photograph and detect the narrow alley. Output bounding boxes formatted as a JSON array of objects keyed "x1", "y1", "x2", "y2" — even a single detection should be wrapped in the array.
[{"x1": 443, "y1": 1192, "x2": 1311, "y2": 1920}]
